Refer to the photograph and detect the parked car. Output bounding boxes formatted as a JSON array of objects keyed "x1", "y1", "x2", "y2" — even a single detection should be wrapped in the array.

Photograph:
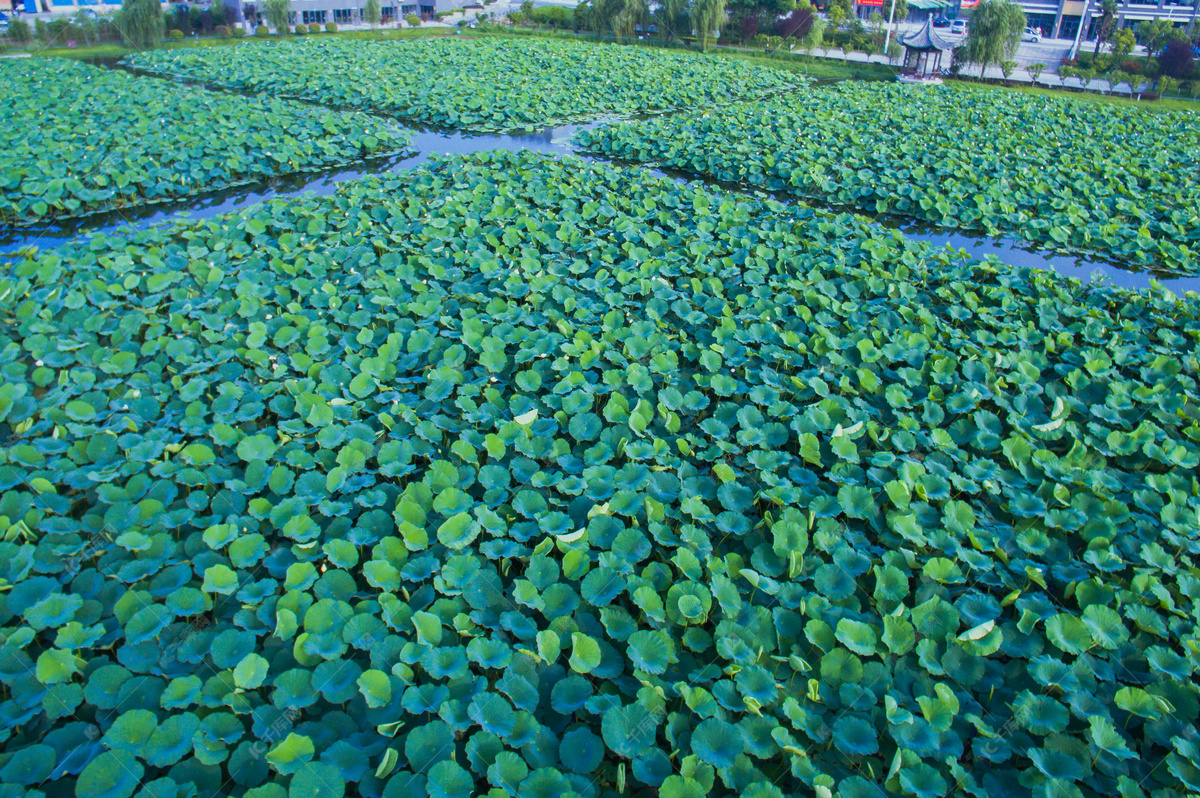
[
  {"x1": 950, "y1": 20, "x2": 967, "y2": 35},
  {"x1": 932, "y1": 16, "x2": 949, "y2": 27},
  {"x1": 1021, "y1": 26, "x2": 1041, "y2": 42}
]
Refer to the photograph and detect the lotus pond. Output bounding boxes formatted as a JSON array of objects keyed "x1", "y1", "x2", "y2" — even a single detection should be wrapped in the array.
[
  {"x1": 2, "y1": 151, "x2": 1199, "y2": 798},
  {"x1": 0, "y1": 59, "x2": 411, "y2": 226},
  {"x1": 121, "y1": 37, "x2": 802, "y2": 134},
  {"x1": 575, "y1": 82, "x2": 1200, "y2": 274}
]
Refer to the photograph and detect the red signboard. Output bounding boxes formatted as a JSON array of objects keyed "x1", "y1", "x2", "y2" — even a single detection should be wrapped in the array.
[{"x1": 858, "y1": 0, "x2": 885, "y2": 6}]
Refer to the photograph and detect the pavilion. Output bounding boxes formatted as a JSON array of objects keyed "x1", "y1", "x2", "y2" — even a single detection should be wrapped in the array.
[{"x1": 898, "y1": 17, "x2": 953, "y2": 84}]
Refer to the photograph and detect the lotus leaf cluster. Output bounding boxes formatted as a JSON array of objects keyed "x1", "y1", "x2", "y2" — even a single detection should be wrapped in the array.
[
  {"x1": 576, "y1": 83, "x2": 1200, "y2": 273},
  {"x1": 122, "y1": 38, "x2": 801, "y2": 133},
  {"x1": 2, "y1": 152, "x2": 1200, "y2": 798},
  {"x1": 0, "y1": 59, "x2": 411, "y2": 225}
]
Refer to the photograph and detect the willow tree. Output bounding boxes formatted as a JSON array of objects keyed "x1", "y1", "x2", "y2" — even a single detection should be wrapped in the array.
[
  {"x1": 263, "y1": 0, "x2": 292, "y2": 33},
  {"x1": 115, "y1": 0, "x2": 164, "y2": 49},
  {"x1": 593, "y1": 0, "x2": 646, "y2": 41},
  {"x1": 964, "y1": 0, "x2": 1025, "y2": 77},
  {"x1": 692, "y1": 0, "x2": 726, "y2": 51},
  {"x1": 655, "y1": 0, "x2": 691, "y2": 43}
]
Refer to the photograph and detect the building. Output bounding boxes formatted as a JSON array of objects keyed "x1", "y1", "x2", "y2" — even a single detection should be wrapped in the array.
[
  {"x1": 7, "y1": 0, "x2": 470, "y2": 23},
  {"x1": 1020, "y1": 0, "x2": 1198, "y2": 41},
  {"x1": 241, "y1": 0, "x2": 469, "y2": 25},
  {"x1": 853, "y1": 0, "x2": 1198, "y2": 35}
]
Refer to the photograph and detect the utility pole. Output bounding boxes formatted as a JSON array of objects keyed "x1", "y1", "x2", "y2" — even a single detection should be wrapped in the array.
[{"x1": 884, "y1": 0, "x2": 897, "y2": 51}]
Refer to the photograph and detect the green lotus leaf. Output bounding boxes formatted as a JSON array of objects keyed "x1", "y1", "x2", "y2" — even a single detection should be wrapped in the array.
[
  {"x1": 487, "y1": 750, "x2": 528, "y2": 794},
  {"x1": 0, "y1": 744, "x2": 54, "y2": 785},
  {"x1": 602, "y1": 704, "x2": 659, "y2": 759},
  {"x1": 234, "y1": 653, "x2": 270, "y2": 690},
  {"x1": 835, "y1": 619, "x2": 878, "y2": 657},
  {"x1": 1114, "y1": 686, "x2": 1167, "y2": 718},
  {"x1": 36, "y1": 649, "x2": 82, "y2": 684},
  {"x1": 628, "y1": 630, "x2": 675, "y2": 675},
  {"x1": 76, "y1": 750, "x2": 144, "y2": 798},
  {"x1": 406, "y1": 721, "x2": 454, "y2": 774},
  {"x1": 104, "y1": 708, "x2": 158, "y2": 755},
  {"x1": 202, "y1": 564, "x2": 239, "y2": 595},
  {"x1": 145, "y1": 712, "x2": 201, "y2": 768},
  {"x1": 267, "y1": 733, "x2": 316, "y2": 776},
  {"x1": 437, "y1": 512, "x2": 481, "y2": 550},
  {"x1": 691, "y1": 718, "x2": 744, "y2": 768},
  {"x1": 289, "y1": 762, "x2": 346, "y2": 798}
]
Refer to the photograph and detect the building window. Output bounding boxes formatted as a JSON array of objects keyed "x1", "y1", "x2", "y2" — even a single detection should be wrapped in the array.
[
  {"x1": 334, "y1": 8, "x2": 354, "y2": 22},
  {"x1": 381, "y1": 5, "x2": 396, "y2": 21},
  {"x1": 402, "y1": 4, "x2": 417, "y2": 13}
]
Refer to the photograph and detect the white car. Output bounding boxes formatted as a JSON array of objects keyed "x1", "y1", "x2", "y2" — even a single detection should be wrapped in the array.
[
  {"x1": 949, "y1": 20, "x2": 967, "y2": 35},
  {"x1": 1021, "y1": 26, "x2": 1042, "y2": 42}
]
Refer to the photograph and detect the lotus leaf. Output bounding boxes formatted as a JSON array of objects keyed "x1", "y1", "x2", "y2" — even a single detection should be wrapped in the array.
[
  {"x1": 2, "y1": 151, "x2": 1199, "y2": 798},
  {"x1": 0, "y1": 59, "x2": 410, "y2": 225},
  {"x1": 577, "y1": 83, "x2": 1200, "y2": 272},
  {"x1": 123, "y1": 38, "x2": 800, "y2": 134}
]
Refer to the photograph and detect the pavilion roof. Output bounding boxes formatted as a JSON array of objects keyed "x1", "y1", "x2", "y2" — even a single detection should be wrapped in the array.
[{"x1": 900, "y1": 17, "x2": 954, "y2": 51}]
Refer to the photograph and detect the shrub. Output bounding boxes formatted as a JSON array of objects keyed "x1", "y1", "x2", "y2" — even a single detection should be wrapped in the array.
[
  {"x1": 1142, "y1": 58, "x2": 1159, "y2": 76},
  {"x1": 528, "y1": 5, "x2": 572, "y2": 28},
  {"x1": 1027, "y1": 62, "x2": 1045, "y2": 82},
  {"x1": 406, "y1": 13, "x2": 421, "y2": 25},
  {"x1": 1120, "y1": 59, "x2": 1141, "y2": 73},
  {"x1": 325, "y1": 21, "x2": 338, "y2": 32},
  {"x1": 7, "y1": 18, "x2": 31, "y2": 43},
  {"x1": 167, "y1": 28, "x2": 184, "y2": 38},
  {"x1": 215, "y1": 24, "x2": 229, "y2": 36},
  {"x1": 294, "y1": 24, "x2": 306, "y2": 34},
  {"x1": 435, "y1": 10, "x2": 451, "y2": 19},
  {"x1": 308, "y1": 22, "x2": 320, "y2": 32},
  {"x1": 256, "y1": 24, "x2": 269, "y2": 36},
  {"x1": 232, "y1": 25, "x2": 247, "y2": 35}
]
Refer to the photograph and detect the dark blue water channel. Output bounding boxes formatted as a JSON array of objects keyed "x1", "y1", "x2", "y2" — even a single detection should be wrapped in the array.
[{"x1": 2, "y1": 116, "x2": 1196, "y2": 296}]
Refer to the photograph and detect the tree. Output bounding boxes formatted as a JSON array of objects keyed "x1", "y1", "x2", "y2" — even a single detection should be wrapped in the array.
[
  {"x1": 1136, "y1": 18, "x2": 1174, "y2": 51},
  {"x1": 692, "y1": 0, "x2": 726, "y2": 50},
  {"x1": 654, "y1": 0, "x2": 691, "y2": 42},
  {"x1": 116, "y1": 0, "x2": 165, "y2": 48},
  {"x1": 1092, "y1": 0, "x2": 1117, "y2": 58},
  {"x1": 801, "y1": 16, "x2": 825, "y2": 55},
  {"x1": 827, "y1": 3, "x2": 846, "y2": 30},
  {"x1": 999, "y1": 59, "x2": 1016, "y2": 81},
  {"x1": 1158, "y1": 39, "x2": 1195, "y2": 78},
  {"x1": 964, "y1": 0, "x2": 1025, "y2": 78},
  {"x1": 1111, "y1": 27, "x2": 1135, "y2": 60},
  {"x1": 365, "y1": 0, "x2": 381, "y2": 27},
  {"x1": 827, "y1": 0, "x2": 852, "y2": 27},
  {"x1": 263, "y1": 0, "x2": 291, "y2": 32},
  {"x1": 776, "y1": 1, "x2": 816, "y2": 42},
  {"x1": 1027, "y1": 61, "x2": 1044, "y2": 82}
]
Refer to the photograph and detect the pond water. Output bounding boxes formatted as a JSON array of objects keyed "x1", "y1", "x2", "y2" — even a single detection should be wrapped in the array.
[{"x1": 3, "y1": 76, "x2": 1197, "y2": 297}]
